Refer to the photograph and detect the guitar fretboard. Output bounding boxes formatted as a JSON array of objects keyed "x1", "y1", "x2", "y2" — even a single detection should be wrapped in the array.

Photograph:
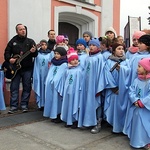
[{"x1": 16, "y1": 51, "x2": 31, "y2": 63}]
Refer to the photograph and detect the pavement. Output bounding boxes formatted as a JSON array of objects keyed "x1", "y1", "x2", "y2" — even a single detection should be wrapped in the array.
[{"x1": 0, "y1": 108, "x2": 143, "y2": 150}]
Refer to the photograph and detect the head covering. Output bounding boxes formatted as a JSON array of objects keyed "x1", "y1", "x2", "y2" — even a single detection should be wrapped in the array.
[
  {"x1": 63, "y1": 34, "x2": 69, "y2": 41},
  {"x1": 56, "y1": 35, "x2": 65, "y2": 44},
  {"x1": 54, "y1": 47, "x2": 67, "y2": 56},
  {"x1": 112, "y1": 43, "x2": 125, "y2": 52},
  {"x1": 40, "y1": 39, "x2": 48, "y2": 45},
  {"x1": 67, "y1": 47, "x2": 78, "y2": 63},
  {"x1": 138, "y1": 57, "x2": 150, "y2": 80},
  {"x1": 89, "y1": 38, "x2": 100, "y2": 48},
  {"x1": 105, "y1": 27, "x2": 117, "y2": 38},
  {"x1": 132, "y1": 31, "x2": 146, "y2": 40},
  {"x1": 83, "y1": 31, "x2": 93, "y2": 39},
  {"x1": 139, "y1": 58, "x2": 150, "y2": 72},
  {"x1": 76, "y1": 38, "x2": 87, "y2": 48},
  {"x1": 138, "y1": 34, "x2": 150, "y2": 46}
]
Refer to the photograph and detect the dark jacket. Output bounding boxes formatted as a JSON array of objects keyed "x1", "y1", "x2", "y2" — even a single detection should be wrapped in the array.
[
  {"x1": 4, "y1": 35, "x2": 38, "y2": 70},
  {"x1": 47, "y1": 39, "x2": 56, "y2": 51}
]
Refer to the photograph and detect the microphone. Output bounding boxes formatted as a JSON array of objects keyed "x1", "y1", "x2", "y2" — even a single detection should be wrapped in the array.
[{"x1": 110, "y1": 59, "x2": 123, "y2": 72}]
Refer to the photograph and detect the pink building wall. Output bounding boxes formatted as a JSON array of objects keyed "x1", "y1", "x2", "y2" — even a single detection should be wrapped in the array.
[
  {"x1": 0, "y1": 0, "x2": 120, "y2": 106},
  {"x1": 0, "y1": 0, "x2": 8, "y2": 64},
  {"x1": 113, "y1": 0, "x2": 120, "y2": 34},
  {"x1": 0, "y1": 0, "x2": 121, "y2": 64}
]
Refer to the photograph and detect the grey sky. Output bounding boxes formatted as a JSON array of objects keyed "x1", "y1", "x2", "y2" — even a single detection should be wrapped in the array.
[{"x1": 120, "y1": 0, "x2": 150, "y2": 35}]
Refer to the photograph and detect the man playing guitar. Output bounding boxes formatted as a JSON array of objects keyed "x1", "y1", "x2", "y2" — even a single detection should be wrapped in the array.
[{"x1": 3, "y1": 23, "x2": 38, "y2": 114}]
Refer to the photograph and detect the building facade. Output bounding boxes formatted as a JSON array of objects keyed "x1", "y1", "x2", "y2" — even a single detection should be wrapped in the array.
[
  {"x1": 0, "y1": 0, "x2": 120, "y2": 63},
  {"x1": 0, "y1": 0, "x2": 120, "y2": 105}
]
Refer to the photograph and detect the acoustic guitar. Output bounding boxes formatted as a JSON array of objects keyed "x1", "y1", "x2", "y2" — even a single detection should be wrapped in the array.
[{"x1": 2, "y1": 51, "x2": 31, "y2": 79}]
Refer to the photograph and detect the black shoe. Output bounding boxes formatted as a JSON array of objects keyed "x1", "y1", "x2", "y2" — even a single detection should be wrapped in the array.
[
  {"x1": 38, "y1": 107, "x2": 44, "y2": 111},
  {"x1": 53, "y1": 114, "x2": 62, "y2": 123},
  {"x1": 53, "y1": 118, "x2": 62, "y2": 123},
  {"x1": 8, "y1": 108, "x2": 18, "y2": 114},
  {"x1": 22, "y1": 108, "x2": 28, "y2": 113},
  {"x1": 64, "y1": 123, "x2": 72, "y2": 128},
  {"x1": 51, "y1": 119, "x2": 57, "y2": 122},
  {"x1": 71, "y1": 121, "x2": 78, "y2": 129}
]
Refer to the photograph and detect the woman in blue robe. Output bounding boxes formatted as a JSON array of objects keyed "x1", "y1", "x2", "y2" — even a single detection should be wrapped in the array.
[
  {"x1": 0, "y1": 69, "x2": 6, "y2": 111},
  {"x1": 129, "y1": 35, "x2": 150, "y2": 83},
  {"x1": 126, "y1": 44, "x2": 139, "y2": 60},
  {"x1": 126, "y1": 31, "x2": 146, "y2": 60},
  {"x1": 123, "y1": 58, "x2": 150, "y2": 149},
  {"x1": 33, "y1": 40, "x2": 54, "y2": 109},
  {"x1": 80, "y1": 38, "x2": 105, "y2": 134},
  {"x1": 103, "y1": 43, "x2": 131, "y2": 133},
  {"x1": 43, "y1": 47, "x2": 68, "y2": 122},
  {"x1": 59, "y1": 48, "x2": 84, "y2": 127}
]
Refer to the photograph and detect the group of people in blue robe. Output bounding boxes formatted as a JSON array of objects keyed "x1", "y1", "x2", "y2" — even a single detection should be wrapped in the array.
[{"x1": 31, "y1": 31, "x2": 150, "y2": 150}]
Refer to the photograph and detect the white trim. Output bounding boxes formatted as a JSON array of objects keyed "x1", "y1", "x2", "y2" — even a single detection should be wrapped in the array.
[
  {"x1": 88, "y1": 0, "x2": 94, "y2": 3},
  {"x1": 58, "y1": 0, "x2": 101, "y2": 12},
  {"x1": 54, "y1": 6, "x2": 98, "y2": 37},
  {"x1": 101, "y1": 0, "x2": 114, "y2": 36}
]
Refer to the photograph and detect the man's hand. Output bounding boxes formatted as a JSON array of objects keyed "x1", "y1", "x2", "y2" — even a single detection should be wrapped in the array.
[
  {"x1": 9, "y1": 58, "x2": 17, "y2": 64},
  {"x1": 116, "y1": 64, "x2": 120, "y2": 71},
  {"x1": 30, "y1": 45, "x2": 36, "y2": 53},
  {"x1": 134, "y1": 101, "x2": 139, "y2": 107}
]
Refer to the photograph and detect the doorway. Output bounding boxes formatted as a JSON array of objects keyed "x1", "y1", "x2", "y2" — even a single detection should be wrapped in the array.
[{"x1": 59, "y1": 22, "x2": 79, "y2": 48}]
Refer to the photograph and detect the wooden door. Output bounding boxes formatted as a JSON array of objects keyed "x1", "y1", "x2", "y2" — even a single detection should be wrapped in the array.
[{"x1": 59, "y1": 22, "x2": 79, "y2": 48}]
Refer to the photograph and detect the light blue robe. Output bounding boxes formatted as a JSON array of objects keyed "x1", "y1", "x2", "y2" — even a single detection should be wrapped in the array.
[
  {"x1": 123, "y1": 78, "x2": 150, "y2": 148},
  {"x1": 0, "y1": 70, "x2": 6, "y2": 110},
  {"x1": 43, "y1": 62, "x2": 67, "y2": 119},
  {"x1": 101, "y1": 50, "x2": 111, "y2": 61},
  {"x1": 33, "y1": 51, "x2": 54, "y2": 108},
  {"x1": 78, "y1": 51, "x2": 89, "y2": 69},
  {"x1": 104, "y1": 58, "x2": 131, "y2": 133},
  {"x1": 126, "y1": 50, "x2": 135, "y2": 60},
  {"x1": 81, "y1": 52, "x2": 105, "y2": 127},
  {"x1": 129, "y1": 51, "x2": 150, "y2": 83},
  {"x1": 59, "y1": 65, "x2": 84, "y2": 125}
]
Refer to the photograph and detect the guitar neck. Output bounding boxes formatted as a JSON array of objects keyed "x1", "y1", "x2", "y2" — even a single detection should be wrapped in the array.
[{"x1": 18, "y1": 51, "x2": 31, "y2": 62}]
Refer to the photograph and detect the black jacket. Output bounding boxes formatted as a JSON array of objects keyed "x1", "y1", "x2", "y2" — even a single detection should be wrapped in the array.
[
  {"x1": 4, "y1": 35, "x2": 38, "y2": 70},
  {"x1": 47, "y1": 39, "x2": 56, "y2": 51}
]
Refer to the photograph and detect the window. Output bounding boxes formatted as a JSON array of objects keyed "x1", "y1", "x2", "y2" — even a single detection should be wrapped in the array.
[{"x1": 75, "y1": 0, "x2": 94, "y2": 4}]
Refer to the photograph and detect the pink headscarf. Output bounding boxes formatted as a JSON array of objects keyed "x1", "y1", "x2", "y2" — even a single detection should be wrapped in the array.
[
  {"x1": 56, "y1": 35, "x2": 65, "y2": 44},
  {"x1": 138, "y1": 58, "x2": 150, "y2": 80},
  {"x1": 132, "y1": 31, "x2": 146, "y2": 40}
]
